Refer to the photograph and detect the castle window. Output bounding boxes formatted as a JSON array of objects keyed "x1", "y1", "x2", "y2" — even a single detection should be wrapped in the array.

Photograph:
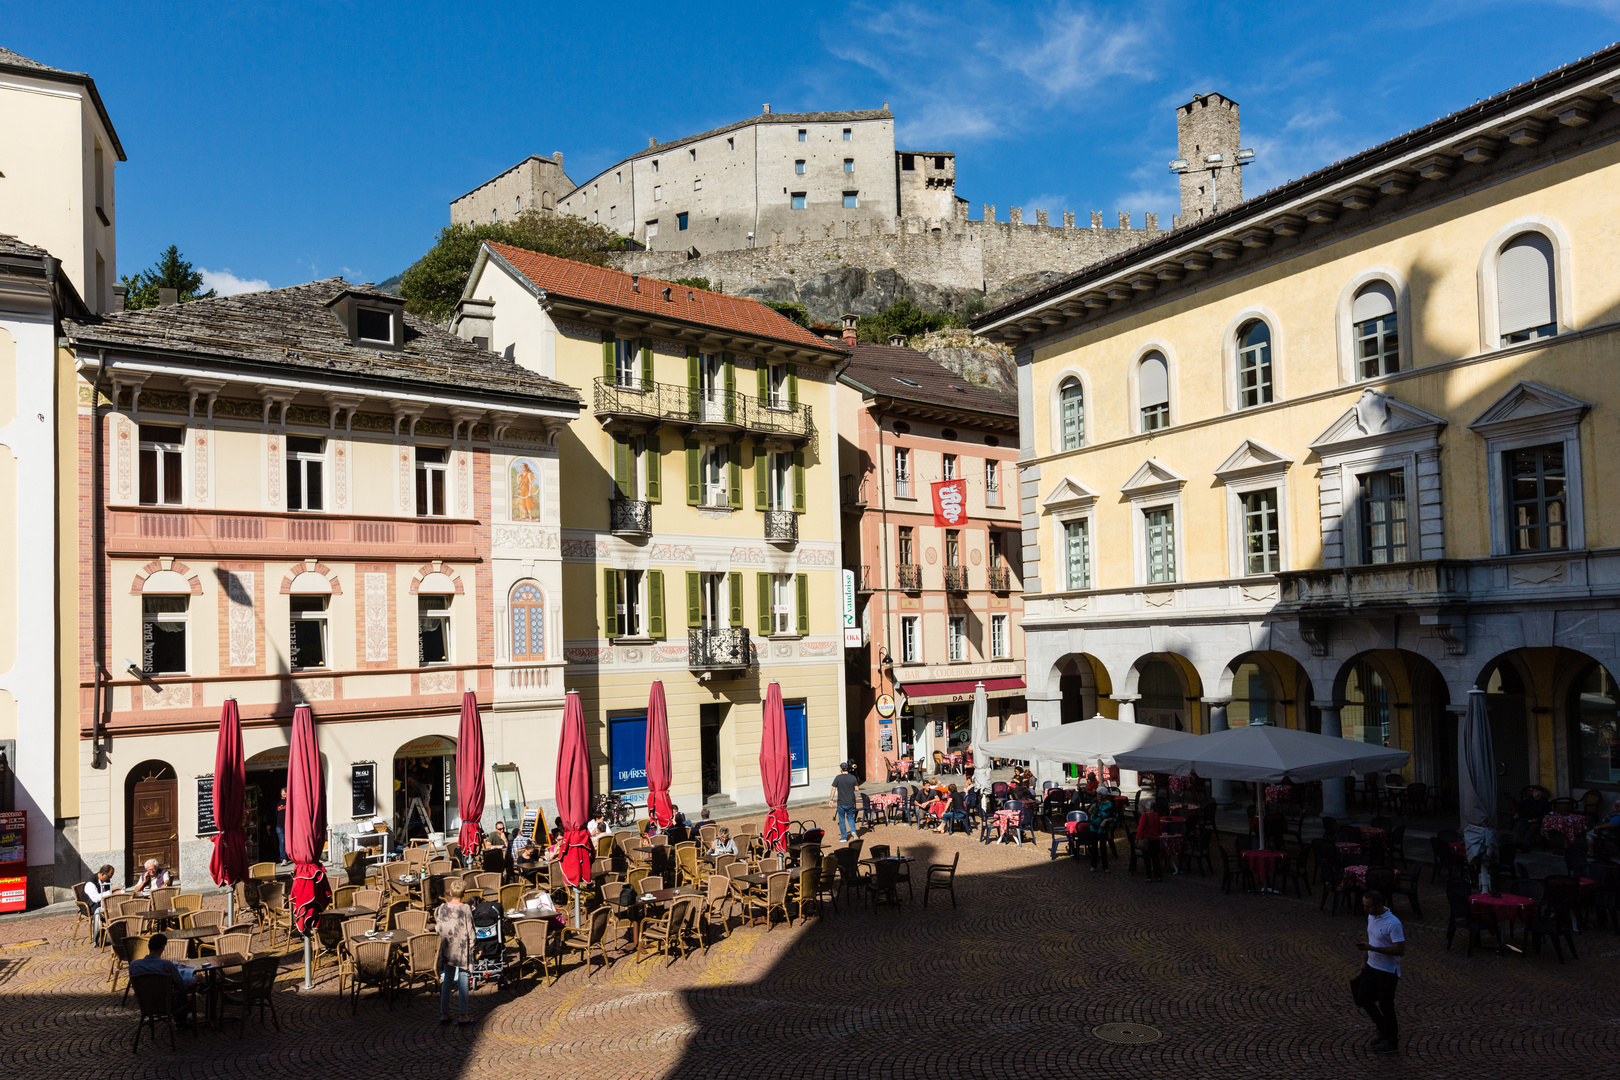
[
  {"x1": 678, "y1": 213, "x2": 689, "y2": 231},
  {"x1": 901, "y1": 154, "x2": 915, "y2": 171},
  {"x1": 844, "y1": 159, "x2": 854, "y2": 172},
  {"x1": 843, "y1": 128, "x2": 851, "y2": 140},
  {"x1": 727, "y1": 137, "x2": 735, "y2": 151},
  {"x1": 934, "y1": 156, "x2": 946, "y2": 169},
  {"x1": 688, "y1": 148, "x2": 696, "y2": 161},
  {"x1": 843, "y1": 192, "x2": 859, "y2": 209},
  {"x1": 652, "y1": 159, "x2": 660, "y2": 173},
  {"x1": 616, "y1": 171, "x2": 622, "y2": 183},
  {"x1": 798, "y1": 129, "x2": 807, "y2": 141},
  {"x1": 694, "y1": 178, "x2": 702, "y2": 191},
  {"x1": 795, "y1": 160, "x2": 806, "y2": 174},
  {"x1": 791, "y1": 192, "x2": 806, "y2": 210},
  {"x1": 654, "y1": 185, "x2": 662, "y2": 201},
  {"x1": 1237, "y1": 320, "x2": 1274, "y2": 408}
]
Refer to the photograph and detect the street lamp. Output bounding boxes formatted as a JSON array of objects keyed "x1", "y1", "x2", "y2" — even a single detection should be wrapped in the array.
[{"x1": 1169, "y1": 147, "x2": 1256, "y2": 214}]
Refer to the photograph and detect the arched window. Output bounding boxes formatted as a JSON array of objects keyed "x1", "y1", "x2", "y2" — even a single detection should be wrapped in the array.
[
  {"x1": 510, "y1": 583, "x2": 544, "y2": 661},
  {"x1": 1342, "y1": 662, "x2": 1388, "y2": 746},
  {"x1": 1569, "y1": 662, "x2": 1619, "y2": 787},
  {"x1": 1229, "y1": 661, "x2": 1278, "y2": 727},
  {"x1": 1058, "y1": 379, "x2": 1084, "y2": 450},
  {"x1": 1139, "y1": 352, "x2": 1169, "y2": 431},
  {"x1": 1352, "y1": 282, "x2": 1399, "y2": 379},
  {"x1": 1236, "y1": 320, "x2": 1273, "y2": 408},
  {"x1": 1497, "y1": 232, "x2": 1557, "y2": 345}
]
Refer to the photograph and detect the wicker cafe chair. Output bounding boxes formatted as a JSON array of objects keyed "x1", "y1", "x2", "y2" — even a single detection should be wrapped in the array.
[
  {"x1": 172, "y1": 892, "x2": 203, "y2": 923},
  {"x1": 130, "y1": 972, "x2": 193, "y2": 1051},
  {"x1": 699, "y1": 873, "x2": 735, "y2": 948},
  {"x1": 249, "y1": 861, "x2": 276, "y2": 880},
  {"x1": 747, "y1": 872, "x2": 793, "y2": 927},
  {"x1": 399, "y1": 933, "x2": 442, "y2": 999},
  {"x1": 638, "y1": 895, "x2": 701, "y2": 965},
  {"x1": 107, "y1": 918, "x2": 150, "y2": 999},
  {"x1": 213, "y1": 930, "x2": 254, "y2": 961},
  {"x1": 72, "y1": 882, "x2": 97, "y2": 945},
  {"x1": 258, "y1": 881, "x2": 291, "y2": 947},
  {"x1": 498, "y1": 883, "x2": 525, "y2": 913},
  {"x1": 791, "y1": 865, "x2": 822, "y2": 922},
  {"x1": 219, "y1": 954, "x2": 281, "y2": 1036},
  {"x1": 396, "y1": 909, "x2": 431, "y2": 937},
  {"x1": 348, "y1": 939, "x2": 394, "y2": 1013},
  {"x1": 560, "y1": 905, "x2": 612, "y2": 978}
]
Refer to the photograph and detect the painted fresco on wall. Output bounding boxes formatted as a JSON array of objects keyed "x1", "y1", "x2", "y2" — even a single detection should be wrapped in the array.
[{"x1": 510, "y1": 459, "x2": 540, "y2": 521}]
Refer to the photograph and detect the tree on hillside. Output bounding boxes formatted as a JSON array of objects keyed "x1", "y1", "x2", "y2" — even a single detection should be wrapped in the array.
[
  {"x1": 399, "y1": 212, "x2": 628, "y2": 321},
  {"x1": 119, "y1": 245, "x2": 216, "y2": 308},
  {"x1": 855, "y1": 298, "x2": 965, "y2": 344}
]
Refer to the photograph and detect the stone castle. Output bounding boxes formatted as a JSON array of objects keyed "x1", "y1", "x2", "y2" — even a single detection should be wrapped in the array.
[{"x1": 451, "y1": 94, "x2": 1244, "y2": 325}]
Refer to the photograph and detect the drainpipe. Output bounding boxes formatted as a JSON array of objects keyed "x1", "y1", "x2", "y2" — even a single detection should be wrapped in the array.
[{"x1": 83, "y1": 350, "x2": 110, "y2": 768}]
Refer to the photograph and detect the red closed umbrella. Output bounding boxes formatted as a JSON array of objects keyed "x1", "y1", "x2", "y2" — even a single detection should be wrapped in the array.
[
  {"x1": 456, "y1": 691, "x2": 486, "y2": 857},
  {"x1": 760, "y1": 681, "x2": 791, "y2": 851},
  {"x1": 208, "y1": 699, "x2": 249, "y2": 898},
  {"x1": 645, "y1": 681, "x2": 674, "y2": 828},
  {"x1": 286, "y1": 704, "x2": 330, "y2": 940},
  {"x1": 554, "y1": 691, "x2": 593, "y2": 922}
]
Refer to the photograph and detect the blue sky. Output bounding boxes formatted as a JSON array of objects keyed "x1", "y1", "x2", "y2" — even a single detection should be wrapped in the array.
[{"x1": 8, "y1": 1, "x2": 1620, "y2": 293}]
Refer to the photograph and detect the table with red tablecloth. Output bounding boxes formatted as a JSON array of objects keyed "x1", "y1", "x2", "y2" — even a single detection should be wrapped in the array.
[
  {"x1": 1470, "y1": 892, "x2": 1535, "y2": 926},
  {"x1": 1264, "y1": 784, "x2": 1295, "y2": 806},
  {"x1": 1358, "y1": 826, "x2": 1387, "y2": 844},
  {"x1": 1336, "y1": 841, "x2": 1363, "y2": 859},
  {"x1": 1168, "y1": 774, "x2": 1196, "y2": 795},
  {"x1": 871, "y1": 793, "x2": 901, "y2": 810},
  {"x1": 991, "y1": 809, "x2": 1023, "y2": 842},
  {"x1": 1542, "y1": 813, "x2": 1586, "y2": 843},
  {"x1": 1161, "y1": 817, "x2": 1187, "y2": 861},
  {"x1": 1241, "y1": 848, "x2": 1288, "y2": 891},
  {"x1": 1340, "y1": 865, "x2": 1403, "y2": 890}
]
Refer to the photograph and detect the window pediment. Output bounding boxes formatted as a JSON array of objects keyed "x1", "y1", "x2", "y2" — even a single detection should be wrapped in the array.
[
  {"x1": 1310, "y1": 388, "x2": 1446, "y2": 458},
  {"x1": 1468, "y1": 380, "x2": 1589, "y2": 438},
  {"x1": 1042, "y1": 475, "x2": 1100, "y2": 513},
  {"x1": 1120, "y1": 458, "x2": 1188, "y2": 499},
  {"x1": 1213, "y1": 438, "x2": 1293, "y2": 482}
]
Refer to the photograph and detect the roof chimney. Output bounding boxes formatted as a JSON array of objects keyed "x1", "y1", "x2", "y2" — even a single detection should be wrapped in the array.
[
  {"x1": 552, "y1": 151, "x2": 564, "y2": 168},
  {"x1": 763, "y1": 103, "x2": 771, "y2": 114},
  {"x1": 648, "y1": 137, "x2": 656, "y2": 149},
  {"x1": 452, "y1": 296, "x2": 496, "y2": 351},
  {"x1": 882, "y1": 102, "x2": 889, "y2": 110},
  {"x1": 111, "y1": 282, "x2": 128, "y2": 311},
  {"x1": 841, "y1": 313, "x2": 858, "y2": 347},
  {"x1": 889, "y1": 333, "x2": 906, "y2": 347},
  {"x1": 632, "y1": 275, "x2": 640, "y2": 293},
  {"x1": 158, "y1": 288, "x2": 178, "y2": 306}
]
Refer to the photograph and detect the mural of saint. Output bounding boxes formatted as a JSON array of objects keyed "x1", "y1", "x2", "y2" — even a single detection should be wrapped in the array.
[{"x1": 511, "y1": 460, "x2": 540, "y2": 521}]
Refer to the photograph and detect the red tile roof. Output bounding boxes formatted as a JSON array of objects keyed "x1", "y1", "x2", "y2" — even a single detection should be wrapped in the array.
[{"x1": 484, "y1": 242, "x2": 845, "y2": 355}]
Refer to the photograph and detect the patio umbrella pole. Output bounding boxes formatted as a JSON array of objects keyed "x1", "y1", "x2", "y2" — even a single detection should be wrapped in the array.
[{"x1": 303, "y1": 933, "x2": 313, "y2": 990}]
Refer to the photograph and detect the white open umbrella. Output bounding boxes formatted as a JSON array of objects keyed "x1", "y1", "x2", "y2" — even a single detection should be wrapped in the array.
[
  {"x1": 980, "y1": 713, "x2": 1193, "y2": 769},
  {"x1": 1115, "y1": 724, "x2": 1410, "y2": 853}
]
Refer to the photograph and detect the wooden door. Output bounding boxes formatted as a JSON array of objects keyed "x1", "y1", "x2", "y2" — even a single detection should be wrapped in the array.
[{"x1": 130, "y1": 766, "x2": 179, "y2": 879}]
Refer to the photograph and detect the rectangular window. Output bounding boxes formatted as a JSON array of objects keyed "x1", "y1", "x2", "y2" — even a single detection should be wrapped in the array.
[
  {"x1": 698, "y1": 571, "x2": 726, "y2": 629},
  {"x1": 843, "y1": 159, "x2": 854, "y2": 172},
  {"x1": 900, "y1": 615, "x2": 920, "y2": 663},
  {"x1": 654, "y1": 185, "x2": 662, "y2": 201},
  {"x1": 616, "y1": 569, "x2": 644, "y2": 637},
  {"x1": 984, "y1": 458, "x2": 1000, "y2": 505},
  {"x1": 894, "y1": 447, "x2": 910, "y2": 497},
  {"x1": 1507, "y1": 444, "x2": 1568, "y2": 552},
  {"x1": 901, "y1": 154, "x2": 915, "y2": 171},
  {"x1": 798, "y1": 129, "x2": 807, "y2": 142},
  {"x1": 767, "y1": 362, "x2": 790, "y2": 408},
  {"x1": 138, "y1": 424, "x2": 184, "y2": 505},
  {"x1": 945, "y1": 530, "x2": 960, "y2": 567},
  {"x1": 1242, "y1": 488, "x2": 1281, "y2": 574},
  {"x1": 1145, "y1": 507, "x2": 1176, "y2": 584},
  {"x1": 842, "y1": 128, "x2": 851, "y2": 141},
  {"x1": 791, "y1": 192, "x2": 806, "y2": 210},
  {"x1": 1141, "y1": 401, "x2": 1169, "y2": 432},
  {"x1": 934, "y1": 156, "x2": 946, "y2": 169},
  {"x1": 988, "y1": 531, "x2": 1003, "y2": 567},
  {"x1": 991, "y1": 614, "x2": 1008, "y2": 659},
  {"x1": 843, "y1": 192, "x2": 859, "y2": 208},
  {"x1": 652, "y1": 159, "x2": 660, "y2": 173},
  {"x1": 1359, "y1": 470, "x2": 1408, "y2": 564},
  {"x1": 898, "y1": 526, "x2": 914, "y2": 567},
  {"x1": 677, "y1": 212, "x2": 689, "y2": 231},
  {"x1": 688, "y1": 148, "x2": 696, "y2": 161},
  {"x1": 356, "y1": 308, "x2": 392, "y2": 342},
  {"x1": 942, "y1": 453, "x2": 957, "y2": 481},
  {"x1": 418, "y1": 595, "x2": 451, "y2": 665},
  {"x1": 693, "y1": 178, "x2": 702, "y2": 191},
  {"x1": 771, "y1": 574, "x2": 794, "y2": 635},
  {"x1": 727, "y1": 137, "x2": 735, "y2": 151},
  {"x1": 701, "y1": 443, "x2": 729, "y2": 507},
  {"x1": 1357, "y1": 314, "x2": 1400, "y2": 379},
  {"x1": 1064, "y1": 520, "x2": 1090, "y2": 590},
  {"x1": 615, "y1": 337, "x2": 640, "y2": 388},
  {"x1": 646, "y1": 220, "x2": 658, "y2": 240},
  {"x1": 948, "y1": 616, "x2": 966, "y2": 662},
  {"x1": 415, "y1": 446, "x2": 448, "y2": 516},
  {"x1": 616, "y1": 171, "x2": 622, "y2": 183},
  {"x1": 768, "y1": 451, "x2": 791, "y2": 510},
  {"x1": 141, "y1": 596, "x2": 187, "y2": 675},
  {"x1": 286, "y1": 435, "x2": 326, "y2": 512},
  {"x1": 795, "y1": 160, "x2": 806, "y2": 174},
  {"x1": 290, "y1": 594, "x2": 329, "y2": 670}
]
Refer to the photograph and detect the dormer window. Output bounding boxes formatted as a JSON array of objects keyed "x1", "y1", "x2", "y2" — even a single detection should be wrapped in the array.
[{"x1": 357, "y1": 307, "x2": 394, "y2": 342}]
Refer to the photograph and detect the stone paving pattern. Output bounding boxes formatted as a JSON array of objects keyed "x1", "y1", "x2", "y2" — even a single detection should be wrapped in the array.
[{"x1": 1, "y1": 821, "x2": 1616, "y2": 1079}]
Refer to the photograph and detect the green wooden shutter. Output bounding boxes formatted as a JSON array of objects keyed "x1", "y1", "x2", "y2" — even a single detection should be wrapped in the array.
[
  {"x1": 754, "y1": 443, "x2": 768, "y2": 510},
  {"x1": 685, "y1": 572, "x2": 702, "y2": 628},
  {"x1": 786, "y1": 363, "x2": 799, "y2": 408},
  {"x1": 602, "y1": 569, "x2": 617, "y2": 640},
  {"x1": 639, "y1": 337, "x2": 653, "y2": 385},
  {"x1": 728, "y1": 571, "x2": 744, "y2": 629},
  {"x1": 647, "y1": 570, "x2": 665, "y2": 638},
  {"x1": 602, "y1": 338, "x2": 616, "y2": 385},
  {"x1": 792, "y1": 450, "x2": 806, "y2": 513},
  {"x1": 728, "y1": 442, "x2": 742, "y2": 508},
  {"x1": 644, "y1": 434, "x2": 661, "y2": 503},
  {"x1": 685, "y1": 440, "x2": 701, "y2": 505},
  {"x1": 612, "y1": 435, "x2": 630, "y2": 499},
  {"x1": 722, "y1": 351, "x2": 736, "y2": 423},
  {"x1": 757, "y1": 362, "x2": 769, "y2": 402},
  {"x1": 796, "y1": 573, "x2": 810, "y2": 636},
  {"x1": 686, "y1": 346, "x2": 700, "y2": 418},
  {"x1": 757, "y1": 573, "x2": 772, "y2": 635}
]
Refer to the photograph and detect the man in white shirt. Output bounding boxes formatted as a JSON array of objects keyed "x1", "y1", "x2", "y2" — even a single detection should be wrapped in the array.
[
  {"x1": 709, "y1": 829, "x2": 737, "y2": 857},
  {"x1": 83, "y1": 864, "x2": 122, "y2": 942},
  {"x1": 1358, "y1": 891, "x2": 1405, "y2": 1054}
]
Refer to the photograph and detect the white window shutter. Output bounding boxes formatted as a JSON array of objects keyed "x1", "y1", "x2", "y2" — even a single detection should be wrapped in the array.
[
  {"x1": 1352, "y1": 281, "x2": 1397, "y2": 323},
  {"x1": 1497, "y1": 232, "x2": 1555, "y2": 336},
  {"x1": 1140, "y1": 353, "x2": 1169, "y2": 407}
]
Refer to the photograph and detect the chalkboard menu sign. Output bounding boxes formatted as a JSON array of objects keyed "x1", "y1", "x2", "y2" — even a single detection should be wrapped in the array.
[
  {"x1": 351, "y1": 762, "x2": 377, "y2": 818},
  {"x1": 196, "y1": 775, "x2": 218, "y2": 837},
  {"x1": 518, "y1": 807, "x2": 541, "y2": 847}
]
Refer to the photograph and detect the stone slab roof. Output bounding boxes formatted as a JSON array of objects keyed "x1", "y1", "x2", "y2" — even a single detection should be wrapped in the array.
[
  {"x1": 0, "y1": 234, "x2": 53, "y2": 260},
  {"x1": 485, "y1": 242, "x2": 847, "y2": 356},
  {"x1": 62, "y1": 278, "x2": 581, "y2": 410},
  {"x1": 0, "y1": 45, "x2": 126, "y2": 160},
  {"x1": 841, "y1": 343, "x2": 1016, "y2": 424}
]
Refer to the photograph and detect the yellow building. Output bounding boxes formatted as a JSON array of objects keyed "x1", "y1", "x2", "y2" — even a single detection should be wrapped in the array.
[
  {"x1": 973, "y1": 49, "x2": 1620, "y2": 813},
  {"x1": 460, "y1": 244, "x2": 850, "y2": 814}
]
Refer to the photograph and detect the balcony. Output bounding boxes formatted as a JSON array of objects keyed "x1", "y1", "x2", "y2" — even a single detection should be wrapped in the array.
[
  {"x1": 987, "y1": 566, "x2": 1012, "y2": 592},
  {"x1": 763, "y1": 509, "x2": 798, "y2": 544},
  {"x1": 852, "y1": 565, "x2": 874, "y2": 592},
  {"x1": 944, "y1": 566, "x2": 969, "y2": 593},
  {"x1": 897, "y1": 564, "x2": 922, "y2": 591},
  {"x1": 593, "y1": 378, "x2": 815, "y2": 443},
  {"x1": 107, "y1": 507, "x2": 478, "y2": 560},
  {"x1": 1275, "y1": 561, "x2": 1468, "y2": 613},
  {"x1": 689, "y1": 626, "x2": 751, "y2": 672},
  {"x1": 840, "y1": 474, "x2": 867, "y2": 511},
  {"x1": 609, "y1": 498, "x2": 652, "y2": 538}
]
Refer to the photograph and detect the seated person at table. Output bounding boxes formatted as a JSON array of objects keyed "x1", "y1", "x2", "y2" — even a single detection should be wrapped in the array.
[
  {"x1": 129, "y1": 932, "x2": 196, "y2": 1022},
  {"x1": 84, "y1": 863, "x2": 123, "y2": 941},
  {"x1": 643, "y1": 819, "x2": 661, "y2": 841},
  {"x1": 1011, "y1": 765, "x2": 1034, "y2": 788},
  {"x1": 587, "y1": 813, "x2": 611, "y2": 841},
  {"x1": 487, "y1": 822, "x2": 510, "y2": 850},
  {"x1": 694, "y1": 807, "x2": 716, "y2": 832},
  {"x1": 518, "y1": 843, "x2": 540, "y2": 863},
  {"x1": 667, "y1": 811, "x2": 691, "y2": 845},
  {"x1": 939, "y1": 786, "x2": 968, "y2": 834},
  {"x1": 925, "y1": 789, "x2": 952, "y2": 833},
  {"x1": 709, "y1": 829, "x2": 737, "y2": 857},
  {"x1": 132, "y1": 858, "x2": 171, "y2": 893},
  {"x1": 1513, "y1": 787, "x2": 1553, "y2": 844}
]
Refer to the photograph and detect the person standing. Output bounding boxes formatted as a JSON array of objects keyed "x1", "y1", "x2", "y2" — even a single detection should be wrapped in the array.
[
  {"x1": 1087, "y1": 788, "x2": 1116, "y2": 872},
  {"x1": 1357, "y1": 890, "x2": 1405, "y2": 1055},
  {"x1": 436, "y1": 878, "x2": 476, "y2": 1026},
  {"x1": 1136, "y1": 799, "x2": 1163, "y2": 882},
  {"x1": 275, "y1": 787, "x2": 289, "y2": 865},
  {"x1": 829, "y1": 762, "x2": 861, "y2": 842}
]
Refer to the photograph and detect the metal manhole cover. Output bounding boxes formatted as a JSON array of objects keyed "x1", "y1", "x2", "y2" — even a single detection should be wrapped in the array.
[{"x1": 1093, "y1": 1023, "x2": 1162, "y2": 1045}]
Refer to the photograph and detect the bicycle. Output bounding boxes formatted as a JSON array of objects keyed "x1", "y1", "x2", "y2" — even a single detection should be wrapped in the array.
[{"x1": 593, "y1": 792, "x2": 637, "y2": 828}]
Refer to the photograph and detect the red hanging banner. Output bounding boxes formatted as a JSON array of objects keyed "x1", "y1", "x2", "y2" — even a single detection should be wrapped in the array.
[{"x1": 931, "y1": 479, "x2": 968, "y2": 527}]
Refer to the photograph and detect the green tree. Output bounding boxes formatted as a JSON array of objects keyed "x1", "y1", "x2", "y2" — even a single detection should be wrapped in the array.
[
  {"x1": 672, "y1": 276, "x2": 712, "y2": 291},
  {"x1": 762, "y1": 300, "x2": 810, "y2": 327},
  {"x1": 855, "y1": 298, "x2": 965, "y2": 343},
  {"x1": 119, "y1": 245, "x2": 216, "y2": 309},
  {"x1": 399, "y1": 211, "x2": 627, "y2": 321}
]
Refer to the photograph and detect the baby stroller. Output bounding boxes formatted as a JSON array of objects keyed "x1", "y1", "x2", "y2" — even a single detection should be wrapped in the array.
[{"x1": 467, "y1": 901, "x2": 506, "y2": 991}]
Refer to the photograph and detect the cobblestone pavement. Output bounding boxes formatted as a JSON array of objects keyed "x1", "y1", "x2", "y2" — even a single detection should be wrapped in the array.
[{"x1": 2, "y1": 823, "x2": 1616, "y2": 1080}]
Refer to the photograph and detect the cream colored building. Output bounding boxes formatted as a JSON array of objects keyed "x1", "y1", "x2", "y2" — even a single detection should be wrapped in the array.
[
  {"x1": 0, "y1": 46, "x2": 124, "y2": 313},
  {"x1": 458, "y1": 243, "x2": 850, "y2": 813},
  {"x1": 63, "y1": 282, "x2": 581, "y2": 886},
  {"x1": 974, "y1": 51, "x2": 1620, "y2": 814}
]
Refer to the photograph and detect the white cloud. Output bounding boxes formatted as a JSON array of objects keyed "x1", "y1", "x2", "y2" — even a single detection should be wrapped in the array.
[{"x1": 200, "y1": 268, "x2": 271, "y2": 296}]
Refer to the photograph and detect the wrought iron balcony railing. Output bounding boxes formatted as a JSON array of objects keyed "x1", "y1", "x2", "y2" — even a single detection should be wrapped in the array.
[
  {"x1": 944, "y1": 566, "x2": 969, "y2": 592},
  {"x1": 594, "y1": 378, "x2": 815, "y2": 442},
  {"x1": 840, "y1": 473, "x2": 867, "y2": 508},
  {"x1": 897, "y1": 564, "x2": 922, "y2": 591},
  {"x1": 689, "y1": 626, "x2": 751, "y2": 671},
  {"x1": 987, "y1": 566, "x2": 1012, "y2": 592},
  {"x1": 763, "y1": 509, "x2": 798, "y2": 544},
  {"x1": 609, "y1": 498, "x2": 651, "y2": 538},
  {"x1": 852, "y1": 565, "x2": 874, "y2": 592}
]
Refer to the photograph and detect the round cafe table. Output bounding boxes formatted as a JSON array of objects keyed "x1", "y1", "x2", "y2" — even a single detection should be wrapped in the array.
[
  {"x1": 1542, "y1": 813, "x2": 1586, "y2": 843},
  {"x1": 1240, "y1": 849, "x2": 1287, "y2": 893},
  {"x1": 1470, "y1": 892, "x2": 1535, "y2": 926}
]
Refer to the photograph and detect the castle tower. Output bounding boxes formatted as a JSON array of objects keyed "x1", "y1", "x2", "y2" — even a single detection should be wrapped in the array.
[{"x1": 1176, "y1": 93, "x2": 1241, "y2": 222}]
